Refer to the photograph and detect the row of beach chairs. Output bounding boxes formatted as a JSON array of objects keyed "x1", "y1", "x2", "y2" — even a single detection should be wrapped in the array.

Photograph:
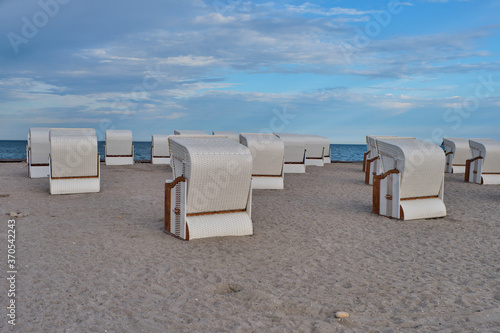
[
  {"x1": 25, "y1": 128, "x2": 330, "y2": 240},
  {"x1": 363, "y1": 135, "x2": 500, "y2": 221}
]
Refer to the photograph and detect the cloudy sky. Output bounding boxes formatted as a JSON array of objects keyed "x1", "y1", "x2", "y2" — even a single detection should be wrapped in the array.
[{"x1": 1, "y1": 0, "x2": 499, "y2": 143}]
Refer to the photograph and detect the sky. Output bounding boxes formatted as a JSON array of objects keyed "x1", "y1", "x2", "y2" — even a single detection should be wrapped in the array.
[{"x1": 0, "y1": 0, "x2": 499, "y2": 143}]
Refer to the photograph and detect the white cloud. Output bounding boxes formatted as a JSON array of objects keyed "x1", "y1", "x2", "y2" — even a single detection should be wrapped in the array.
[
  {"x1": 284, "y1": 3, "x2": 380, "y2": 16},
  {"x1": 156, "y1": 112, "x2": 188, "y2": 120},
  {"x1": 160, "y1": 55, "x2": 221, "y2": 67}
]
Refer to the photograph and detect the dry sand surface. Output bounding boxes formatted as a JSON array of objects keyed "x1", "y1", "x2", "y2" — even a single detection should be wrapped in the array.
[{"x1": 0, "y1": 162, "x2": 499, "y2": 332}]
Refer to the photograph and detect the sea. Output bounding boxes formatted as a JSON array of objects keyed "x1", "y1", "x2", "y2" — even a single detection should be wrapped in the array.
[{"x1": 0, "y1": 140, "x2": 366, "y2": 162}]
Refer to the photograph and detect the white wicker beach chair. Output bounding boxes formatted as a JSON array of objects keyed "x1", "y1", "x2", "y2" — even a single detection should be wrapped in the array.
[
  {"x1": 302, "y1": 135, "x2": 331, "y2": 166},
  {"x1": 212, "y1": 131, "x2": 239, "y2": 142},
  {"x1": 372, "y1": 138, "x2": 446, "y2": 220},
  {"x1": 49, "y1": 128, "x2": 100, "y2": 195},
  {"x1": 165, "y1": 135, "x2": 253, "y2": 240},
  {"x1": 364, "y1": 135, "x2": 397, "y2": 184},
  {"x1": 105, "y1": 130, "x2": 134, "y2": 165},
  {"x1": 151, "y1": 135, "x2": 170, "y2": 165},
  {"x1": 275, "y1": 133, "x2": 307, "y2": 173},
  {"x1": 239, "y1": 133, "x2": 285, "y2": 189},
  {"x1": 465, "y1": 139, "x2": 500, "y2": 184},
  {"x1": 174, "y1": 130, "x2": 208, "y2": 135},
  {"x1": 442, "y1": 138, "x2": 471, "y2": 174},
  {"x1": 27, "y1": 127, "x2": 51, "y2": 178}
]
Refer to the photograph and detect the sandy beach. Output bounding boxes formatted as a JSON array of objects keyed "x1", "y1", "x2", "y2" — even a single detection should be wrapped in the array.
[{"x1": 1, "y1": 162, "x2": 499, "y2": 332}]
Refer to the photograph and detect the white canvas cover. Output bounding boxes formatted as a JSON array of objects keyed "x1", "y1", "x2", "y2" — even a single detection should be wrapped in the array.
[{"x1": 152, "y1": 135, "x2": 170, "y2": 157}]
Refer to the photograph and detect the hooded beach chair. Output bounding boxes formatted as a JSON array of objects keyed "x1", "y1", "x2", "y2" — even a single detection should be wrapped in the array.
[
  {"x1": 364, "y1": 135, "x2": 397, "y2": 184},
  {"x1": 465, "y1": 139, "x2": 500, "y2": 184},
  {"x1": 105, "y1": 130, "x2": 134, "y2": 165},
  {"x1": 27, "y1": 127, "x2": 51, "y2": 178},
  {"x1": 212, "y1": 131, "x2": 239, "y2": 142},
  {"x1": 372, "y1": 138, "x2": 446, "y2": 220},
  {"x1": 151, "y1": 135, "x2": 170, "y2": 165},
  {"x1": 239, "y1": 133, "x2": 285, "y2": 189},
  {"x1": 49, "y1": 128, "x2": 100, "y2": 195},
  {"x1": 275, "y1": 133, "x2": 307, "y2": 173},
  {"x1": 442, "y1": 138, "x2": 471, "y2": 174},
  {"x1": 174, "y1": 130, "x2": 208, "y2": 135},
  {"x1": 302, "y1": 135, "x2": 331, "y2": 166},
  {"x1": 165, "y1": 135, "x2": 253, "y2": 240}
]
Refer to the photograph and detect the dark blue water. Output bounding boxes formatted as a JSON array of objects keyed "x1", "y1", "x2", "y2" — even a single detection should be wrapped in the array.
[{"x1": 0, "y1": 140, "x2": 366, "y2": 162}]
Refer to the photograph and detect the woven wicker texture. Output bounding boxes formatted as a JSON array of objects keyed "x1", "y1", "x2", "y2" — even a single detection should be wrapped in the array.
[
  {"x1": 366, "y1": 135, "x2": 397, "y2": 159},
  {"x1": 105, "y1": 130, "x2": 133, "y2": 156},
  {"x1": 186, "y1": 212, "x2": 253, "y2": 240},
  {"x1": 50, "y1": 173, "x2": 100, "y2": 195},
  {"x1": 212, "y1": 131, "x2": 239, "y2": 142},
  {"x1": 29, "y1": 128, "x2": 51, "y2": 165},
  {"x1": 469, "y1": 139, "x2": 500, "y2": 173},
  {"x1": 480, "y1": 174, "x2": 500, "y2": 184},
  {"x1": 240, "y1": 133, "x2": 284, "y2": 176},
  {"x1": 49, "y1": 129, "x2": 98, "y2": 178},
  {"x1": 443, "y1": 138, "x2": 471, "y2": 165},
  {"x1": 275, "y1": 133, "x2": 307, "y2": 163},
  {"x1": 152, "y1": 135, "x2": 170, "y2": 157},
  {"x1": 376, "y1": 138, "x2": 445, "y2": 199},
  {"x1": 400, "y1": 198, "x2": 447, "y2": 220},
  {"x1": 168, "y1": 136, "x2": 253, "y2": 214},
  {"x1": 174, "y1": 130, "x2": 208, "y2": 135}
]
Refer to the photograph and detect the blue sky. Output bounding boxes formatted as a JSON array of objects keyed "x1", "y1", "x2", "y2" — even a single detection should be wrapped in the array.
[{"x1": 1, "y1": 0, "x2": 499, "y2": 143}]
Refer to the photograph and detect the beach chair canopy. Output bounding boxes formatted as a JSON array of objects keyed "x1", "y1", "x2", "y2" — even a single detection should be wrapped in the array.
[
  {"x1": 239, "y1": 133, "x2": 284, "y2": 176},
  {"x1": 366, "y1": 135, "x2": 397, "y2": 156},
  {"x1": 377, "y1": 138, "x2": 445, "y2": 199},
  {"x1": 174, "y1": 130, "x2": 208, "y2": 135},
  {"x1": 275, "y1": 133, "x2": 306, "y2": 163},
  {"x1": 152, "y1": 135, "x2": 170, "y2": 157},
  {"x1": 169, "y1": 136, "x2": 253, "y2": 215},
  {"x1": 303, "y1": 135, "x2": 330, "y2": 159},
  {"x1": 106, "y1": 130, "x2": 133, "y2": 156},
  {"x1": 469, "y1": 139, "x2": 500, "y2": 173},
  {"x1": 50, "y1": 128, "x2": 99, "y2": 178},
  {"x1": 212, "y1": 131, "x2": 239, "y2": 142},
  {"x1": 29, "y1": 127, "x2": 51, "y2": 165},
  {"x1": 443, "y1": 138, "x2": 471, "y2": 165}
]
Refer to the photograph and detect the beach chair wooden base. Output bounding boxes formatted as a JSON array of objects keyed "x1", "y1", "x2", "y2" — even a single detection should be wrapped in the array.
[
  {"x1": 283, "y1": 163, "x2": 306, "y2": 173},
  {"x1": 305, "y1": 158, "x2": 324, "y2": 167},
  {"x1": 151, "y1": 157, "x2": 170, "y2": 165},
  {"x1": 49, "y1": 157, "x2": 101, "y2": 195},
  {"x1": 251, "y1": 175, "x2": 284, "y2": 190},
  {"x1": 105, "y1": 156, "x2": 134, "y2": 165},
  {"x1": 29, "y1": 165, "x2": 50, "y2": 178}
]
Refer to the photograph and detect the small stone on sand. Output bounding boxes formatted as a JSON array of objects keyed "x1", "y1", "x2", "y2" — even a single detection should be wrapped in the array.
[{"x1": 335, "y1": 311, "x2": 350, "y2": 319}]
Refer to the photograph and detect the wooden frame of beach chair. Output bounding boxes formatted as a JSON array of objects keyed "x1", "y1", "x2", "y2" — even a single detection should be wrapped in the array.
[
  {"x1": 174, "y1": 130, "x2": 208, "y2": 135},
  {"x1": 465, "y1": 139, "x2": 500, "y2": 185},
  {"x1": 105, "y1": 130, "x2": 134, "y2": 165},
  {"x1": 239, "y1": 133, "x2": 285, "y2": 189},
  {"x1": 443, "y1": 138, "x2": 470, "y2": 174},
  {"x1": 27, "y1": 127, "x2": 51, "y2": 178},
  {"x1": 151, "y1": 135, "x2": 170, "y2": 165},
  {"x1": 212, "y1": 131, "x2": 239, "y2": 142},
  {"x1": 302, "y1": 135, "x2": 330, "y2": 166},
  {"x1": 164, "y1": 135, "x2": 253, "y2": 240},
  {"x1": 275, "y1": 133, "x2": 307, "y2": 173},
  {"x1": 372, "y1": 138, "x2": 446, "y2": 220},
  {"x1": 364, "y1": 135, "x2": 397, "y2": 185},
  {"x1": 49, "y1": 128, "x2": 100, "y2": 195}
]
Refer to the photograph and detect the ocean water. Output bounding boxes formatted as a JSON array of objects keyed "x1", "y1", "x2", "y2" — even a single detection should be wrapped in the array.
[{"x1": 0, "y1": 140, "x2": 366, "y2": 162}]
